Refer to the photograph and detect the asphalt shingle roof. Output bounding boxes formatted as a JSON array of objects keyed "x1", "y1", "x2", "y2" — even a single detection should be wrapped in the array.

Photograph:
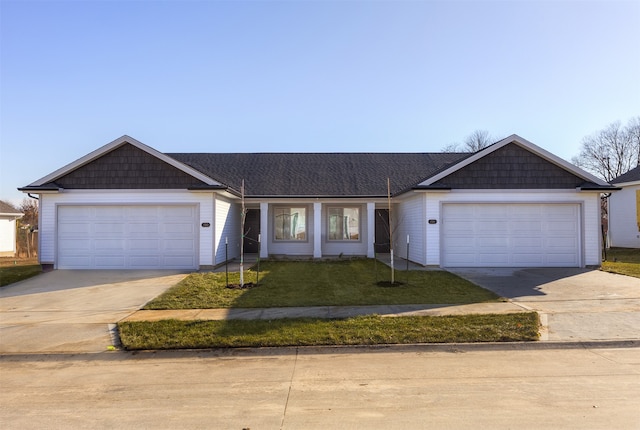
[
  {"x1": 611, "y1": 164, "x2": 640, "y2": 184},
  {"x1": 0, "y1": 200, "x2": 21, "y2": 214},
  {"x1": 166, "y1": 152, "x2": 468, "y2": 196}
]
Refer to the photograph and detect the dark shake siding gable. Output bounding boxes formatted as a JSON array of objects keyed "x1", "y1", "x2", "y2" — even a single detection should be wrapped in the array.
[
  {"x1": 429, "y1": 143, "x2": 589, "y2": 189},
  {"x1": 54, "y1": 143, "x2": 209, "y2": 189}
]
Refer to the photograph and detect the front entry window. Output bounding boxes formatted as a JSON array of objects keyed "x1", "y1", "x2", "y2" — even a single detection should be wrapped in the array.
[
  {"x1": 274, "y1": 207, "x2": 307, "y2": 241},
  {"x1": 328, "y1": 207, "x2": 360, "y2": 240}
]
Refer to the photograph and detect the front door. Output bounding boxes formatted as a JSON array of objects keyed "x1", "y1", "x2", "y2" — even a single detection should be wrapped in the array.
[
  {"x1": 243, "y1": 209, "x2": 260, "y2": 253},
  {"x1": 374, "y1": 209, "x2": 390, "y2": 253}
]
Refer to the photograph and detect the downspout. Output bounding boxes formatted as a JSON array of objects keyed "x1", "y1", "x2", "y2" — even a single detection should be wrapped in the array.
[{"x1": 601, "y1": 193, "x2": 612, "y2": 261}]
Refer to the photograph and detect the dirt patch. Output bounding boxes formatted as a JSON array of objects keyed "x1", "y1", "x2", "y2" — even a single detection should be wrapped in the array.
[
  {"x1": 376, "y1": 281, "x2": 405, "y2": 287},
  {"x1": 226, "y1": 282, "x2": 260, "y2": 290}
]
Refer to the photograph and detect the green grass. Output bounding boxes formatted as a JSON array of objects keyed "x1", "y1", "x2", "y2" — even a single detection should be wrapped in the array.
[
  {"x1": 602, "y1": 248, "x2": 640, "y2": 278},
  {"x1": 0, "y1": 258, "x2": 42, "y2": 287},
  {"x1": 118, "y1": 313, "x2": 540, "y2": 350},
  {"x1": 145, "y1": 259, "x2": 499, "y2": 309}
]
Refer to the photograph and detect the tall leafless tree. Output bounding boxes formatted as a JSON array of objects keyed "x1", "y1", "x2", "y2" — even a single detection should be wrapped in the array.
[
  {"x1": 442, "y1": 130, "x2": 495, "y2": 152},
  {"x1": 18, "y1": 198, "x2": 38, "y2": 227},
  {"x1": 571, "y1": 117, "x2": 640, "y2": 181}
]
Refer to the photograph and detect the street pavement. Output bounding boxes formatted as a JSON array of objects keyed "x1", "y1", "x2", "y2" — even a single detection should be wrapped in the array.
[{"x1": 1, "y1": 346, "x2": 638, "y2": 429}]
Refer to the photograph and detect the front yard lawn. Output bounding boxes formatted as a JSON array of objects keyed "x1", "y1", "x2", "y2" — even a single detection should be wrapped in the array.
[
  {"x1": 145, "y1": 259, "x2": 499, "y2": 309},
  {"x1": 119, "y1": 313, "x2": 540, "y2": 350},
  {"x1": 602, "y1": 248, "x2": 640, "y2": 278},
  {"x1": 0, "y1": 258, "x2": 41, "y2": 287}
]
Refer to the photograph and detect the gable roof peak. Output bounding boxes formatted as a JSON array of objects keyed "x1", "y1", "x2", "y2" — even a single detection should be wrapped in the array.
[
  {"x1": 419, "y1": 133, "x2": 612, "y2": 188},
  {"x1": 25, "y1": 135, "x2": 221, "y2": 188}
]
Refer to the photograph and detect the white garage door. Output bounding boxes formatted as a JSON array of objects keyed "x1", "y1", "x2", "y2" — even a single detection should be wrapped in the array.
[
  {"x1": 442, "y1": 203, "x2": 580, "y2": 267},
  {"x1": 57, "y1": 205, "x2": 198, "y2": 269}
]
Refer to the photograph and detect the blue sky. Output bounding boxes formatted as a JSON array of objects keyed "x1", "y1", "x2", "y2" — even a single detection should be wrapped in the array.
[{"x1": 1, "y1": 0, "x2": 639, "y2": 205}]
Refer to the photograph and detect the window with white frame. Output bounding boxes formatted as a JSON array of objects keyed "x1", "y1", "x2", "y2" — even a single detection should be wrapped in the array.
[
  {"x1": 328, "y1": 207, "x2": 360, "y2": 240},
  {"x1": 274, "y1": 207, "x2": 307, "y2": 241}
]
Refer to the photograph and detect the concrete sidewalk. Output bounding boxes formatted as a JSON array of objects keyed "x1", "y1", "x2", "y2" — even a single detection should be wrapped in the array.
[{"x1": 122, "y1": 302, "x2": 528, "y2": 322}]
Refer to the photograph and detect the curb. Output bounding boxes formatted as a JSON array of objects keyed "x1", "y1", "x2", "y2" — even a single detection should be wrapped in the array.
[{"x1": 2, "y1": 339, "x2": 639, "y2": 360}]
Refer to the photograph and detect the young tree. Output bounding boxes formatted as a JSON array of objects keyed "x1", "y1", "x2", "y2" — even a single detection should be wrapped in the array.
[
  {"x1": 571, "y1": 117, "x2": 640, "y2": 181},
  {"x1": 442, "y1": 130, "x2": 495, "y2": 152}
]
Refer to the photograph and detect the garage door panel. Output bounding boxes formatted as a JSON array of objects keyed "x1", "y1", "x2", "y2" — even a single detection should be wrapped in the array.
[
  {"x1": 443, "y1": 203, "x2": 580, "y2": 267},
  {"x1": 479, "y1": 254, "x2": 510, "y2": 264},
  {"x1": 165, "y1": 239, "x2": 196, "y2": 251},
  {"x1": 96, "y1": 207, "x2": 125, "y2": 219},
  {"x1": 94, "y1": 256, "x2": 127, "y2": 268},
  {"x1": 511, "y1": 221, "x2": 542, "y2": 234},
  {"x1": 129, "y1": 256, "x2": 161, "y2": 267},
  {"x1": 94, "y1": 239, "x2": 125, "y2": 251},
  {"x1": 477, "y1": 237, "x2": 509, "y2": 248},
  {"x1": 512, "y1": 254, "x2": 544, "y2": 265},
  {"x1": 512, "y1": 237, "x2": 543, "y2": 248},
  {"x1": 164, "y1": 223, "x2": 195, "y2": 234},
  {"x1": 477, "y1": 221, "x2": 505, "y2": 231},
  {"x1": 59, "y1": 238, "x2": 91, "y2": 251},
  {"x1": 94, "y1": 222, "x2": 126, "y2": 234},
  {"x1": 59, "y1": 222, "x2": 90, "y2": 235},
  {"x1": 129, "y1": 239, "x2": 160, "y2": 251},
  {"x1": 57, "y1": 205, "x2": 198, "y2": 269},
  {"x1": 59, "y1": 255, "x2": 92, "y2": 267}
]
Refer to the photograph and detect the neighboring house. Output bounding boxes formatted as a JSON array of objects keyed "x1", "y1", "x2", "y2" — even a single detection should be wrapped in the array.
[
  {"x1": 609, "y1": 165, "x2": 640, "y2": 249},
  {"x1": 0, "y1": 200, "x2": 23, "y2": 257},
  {"x1": 19, "y1": 134, "x2": 616, "y2": 270}
]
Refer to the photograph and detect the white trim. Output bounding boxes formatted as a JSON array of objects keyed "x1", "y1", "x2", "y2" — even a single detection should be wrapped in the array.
[
  {"x1": 612, "y1": 180, "x2": 640, "y2": 187},
  {"x1": 29, "y1": 135, "x2": 220, "y2": 187},
  {"x1": 313, "y1": 202, "x2": 322, "y2": 258},
  {"x1": 418, "y1": 134, "x2": 610, "y2": 187}
]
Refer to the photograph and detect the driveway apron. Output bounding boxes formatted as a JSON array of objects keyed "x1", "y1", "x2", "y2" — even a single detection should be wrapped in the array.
[
  {"x1": 0, "y1": 270, "x2": 187, "y2": 353},
  {"x1": 449, "y1": 268, "x2": 640, "y2": 342}
]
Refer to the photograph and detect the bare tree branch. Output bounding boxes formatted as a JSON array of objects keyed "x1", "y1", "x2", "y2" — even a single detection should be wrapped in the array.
[
  {"x1": 572, "y1": 117, "x2": 639, "y2": 181},
  {"x1": 442, "y1": 130, "x2": 495, "y2": 153}
]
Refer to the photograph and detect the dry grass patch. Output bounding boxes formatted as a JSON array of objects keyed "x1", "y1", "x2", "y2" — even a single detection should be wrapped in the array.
[
  {"x1": 602, "y1": 248, "x2": 640, "y2": 278},
  {"x1": 119, "y1": 312, "x2": 540, "y2": 350}
]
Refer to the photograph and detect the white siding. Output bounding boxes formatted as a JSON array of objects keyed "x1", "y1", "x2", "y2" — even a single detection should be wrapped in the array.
[
  {"x1": 425, "y1": 196, "x2": 441, "y2": 265},
  {"x1": 396, "y1": 195, "x2": 426, "y2": 265},
  {"x1": 214, "y1": 196, "x2": 240, "y2": 265},
  {"x1": 0, "y1": 218, "x2": 18, "y2": 254},
  {"x1": 609, "y1": 184, "x2": 640, "y2": 248},
  {"x1": 39, "y1": 190, "x2": 217, "y2": 267}
]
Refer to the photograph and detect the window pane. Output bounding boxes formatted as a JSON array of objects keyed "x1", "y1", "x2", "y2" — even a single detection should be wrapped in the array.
[
  {"x1": 274, "y1": 207, "x2": 306, "y2": 240},
  {"x1": 328, "y1": 207, "x2": 359, "y2": 240}
]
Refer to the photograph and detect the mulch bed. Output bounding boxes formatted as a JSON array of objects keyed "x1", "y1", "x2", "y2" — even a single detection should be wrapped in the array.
[{"x1": 226, "y1": 283, "x2": 260, "y2": 290}]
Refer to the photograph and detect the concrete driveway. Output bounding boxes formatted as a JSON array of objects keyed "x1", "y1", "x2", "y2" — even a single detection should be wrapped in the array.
[
  {"x1": 449, "y1": 268, "x2": 640, "y2": 342},
  {"x1": 0, "y1": 270, "x2": 187, "y2": 353}
]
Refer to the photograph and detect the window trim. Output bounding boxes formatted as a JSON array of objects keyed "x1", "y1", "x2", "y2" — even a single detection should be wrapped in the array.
[
  {"x1": 273, "y1": 205, "x2": 308, "y2": 242},
  {"x1": 327, "y1": 206, "x2": 361, "y2": 242}
]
